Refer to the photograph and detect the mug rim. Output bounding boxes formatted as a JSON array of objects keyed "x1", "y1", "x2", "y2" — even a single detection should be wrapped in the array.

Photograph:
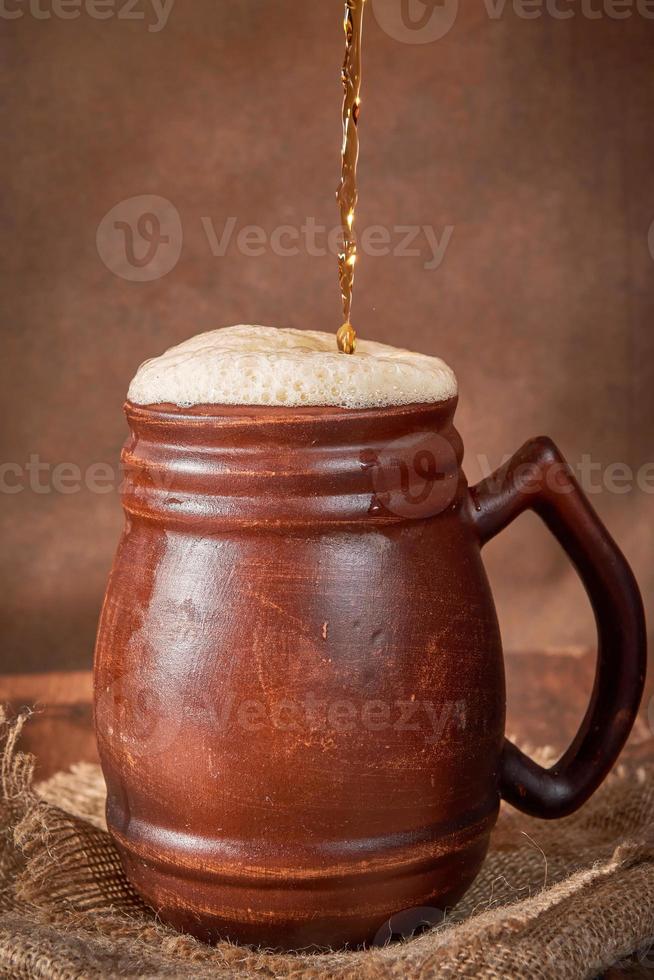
[{"x1": 124, "y1": 396, "x2": 458, "y2": 426}]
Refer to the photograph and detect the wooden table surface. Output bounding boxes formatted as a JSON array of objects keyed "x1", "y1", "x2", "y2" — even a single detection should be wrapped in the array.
[{"x1": 0, "y1": 648, "x2": 651, "y2": 977}]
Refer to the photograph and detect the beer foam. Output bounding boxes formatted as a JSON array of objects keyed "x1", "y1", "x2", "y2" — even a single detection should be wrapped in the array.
[{"x1": 127, "y1": 325, "x2": 457, "y2": 410}]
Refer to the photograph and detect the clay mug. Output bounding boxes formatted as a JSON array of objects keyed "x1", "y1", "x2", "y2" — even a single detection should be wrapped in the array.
[{"x1": 94, "y1": 396, "x2": 646, "y2": 950}]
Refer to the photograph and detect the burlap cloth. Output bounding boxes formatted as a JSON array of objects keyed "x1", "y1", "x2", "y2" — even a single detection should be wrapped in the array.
[{"x1": 0, "y1": 709, "x2": 653, "y2": 979}]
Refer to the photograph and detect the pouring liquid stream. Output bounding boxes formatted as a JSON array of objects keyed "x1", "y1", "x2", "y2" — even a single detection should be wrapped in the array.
[{"x1": 336, "y1": 0, "x2": 365, "y2": 355}]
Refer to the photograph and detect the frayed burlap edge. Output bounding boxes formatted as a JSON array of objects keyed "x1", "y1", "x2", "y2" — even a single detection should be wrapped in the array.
[{"x1": 0, "y1": 707, "x2": 653, "y2": 980}]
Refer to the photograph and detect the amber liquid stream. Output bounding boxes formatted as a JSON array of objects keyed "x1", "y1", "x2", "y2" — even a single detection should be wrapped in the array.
[{"x1": 336, "y1": 0, "x2": 365, "y2": 355}]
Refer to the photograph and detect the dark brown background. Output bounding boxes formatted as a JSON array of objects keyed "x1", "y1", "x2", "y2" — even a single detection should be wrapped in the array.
[{"x1": 1, "y1": 0, "x2": 652, "y2": 674}]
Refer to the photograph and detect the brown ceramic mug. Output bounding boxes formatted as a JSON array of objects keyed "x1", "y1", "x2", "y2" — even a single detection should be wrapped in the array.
[{"x1": 94, "y1": 396, "x2": 646, "y2": 950}]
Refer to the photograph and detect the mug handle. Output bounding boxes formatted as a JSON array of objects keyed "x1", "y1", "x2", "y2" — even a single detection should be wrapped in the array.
[{"x1": 468, "y1": 437, "x2": 646, "y2": 819}]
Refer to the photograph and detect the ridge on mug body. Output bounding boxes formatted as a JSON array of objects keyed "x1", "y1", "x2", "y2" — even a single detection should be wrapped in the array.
[{"x1": 93, "y1": 395, "x2": 646, "y2": 951}]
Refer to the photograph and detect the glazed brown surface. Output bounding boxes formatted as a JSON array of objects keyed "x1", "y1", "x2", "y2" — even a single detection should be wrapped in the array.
[
  {"x1": 97, "y1": 398, "x2": 501, "y2": 947},
  {"x1": 94, "y1": 401, "x2": 644, "y2": 949}
]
